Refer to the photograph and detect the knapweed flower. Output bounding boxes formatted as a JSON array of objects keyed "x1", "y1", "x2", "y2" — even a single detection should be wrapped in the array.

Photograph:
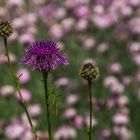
[
  {"x1": 0, "y1": 21, "x2": 13, "y2": 38},
  {"x1": 21, "y1": 41, "x2": 69, "y2": 72},
  {"x1": 80, "y1": 62, "x2": 99, "y2": 81}
]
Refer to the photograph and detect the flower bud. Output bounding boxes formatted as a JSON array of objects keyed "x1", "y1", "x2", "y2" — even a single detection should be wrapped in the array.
[
  {"x1": 0, "y1": 21, "x2": 13, "y2": 38},
  {"x1": 80, "y1": 62, "x2": 99, "y2": 81}
]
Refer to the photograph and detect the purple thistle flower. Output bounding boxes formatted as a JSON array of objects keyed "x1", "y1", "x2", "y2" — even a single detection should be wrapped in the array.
[{"x1": 21, "y1": 41, "x2": 69, "y2": 72}]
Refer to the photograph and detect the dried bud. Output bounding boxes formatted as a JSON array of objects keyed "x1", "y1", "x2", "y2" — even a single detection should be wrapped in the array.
[
  {"x1": 80, "y1": 62, "x2": 99, "y2": 81},
  {"x1": 0, "y1": 21, "x2": 13, "y2": 38}
]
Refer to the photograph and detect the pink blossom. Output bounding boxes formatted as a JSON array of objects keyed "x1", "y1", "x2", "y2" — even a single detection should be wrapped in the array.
[
  {"x1": 63, "y1": 108, "x2": 77, "y2": 119},
  {"x1": 74, "y1": 5, "x2": 90, "y2": 18},
  {"x1": 55, "y1": 77, "x2": 70, "y2": 87},
  {"x1": 16, "y1": 68, "x2": 30, "y2": 84},
  {"x1": 114, "y1": 126, "x2": 132, "y2": 140},
  {"x1": 5, "y1": 119, "x2": 25, "y2": 139},
  {"x1": 0, "y1": 53, "x2": 16, "y2": 64},
  {"x1": 128, "y1": 42, "x2": 140, "y2": 52},
  {"x1": 0, "y1": 85, "x2": 14, "y2": 97},
  {"x1": 76, "y1": 19, "x2": 88, "y2": 31},
  {"x1": 15, "y1": 89, "x2": 31, "y2": 102},
  {"x1": 96, "y1": 42, "x2": 109, "y2": 53},
  {"x1": 61, "y1": 18, "x2": 75, "y2": 32},
  {"x1": 49, "y1": 24, "x2": 63, "y2": 39},
  {"x1": 74, "y1": 116, "x2": 84, "y2": 128},
  {"x1": 85, "y1": 115, "x2": 97, "y2": 127},
  {"x1": 109, "y1": 62, "x2": 122, "y2": 73},
  {"x1": 18, "y1": 33, "x2": 35, "y2": 44},
  {"x1": 54, "y1": 125, "x2": 77, "y2": 140},
  {"x1": 54, "y1": 7, "x2": 67, "y2": 19},
  {"x1": 113, "y1": 113, "x2": 129, "y2": 125},
  {"x1": 117, "y1": 96, "x2": 129, "y2": 107},
  {"x1": 7, "y1": 0, "x2": 24, "y2": 7},
  {"x1": 92, "y1": 13, "x2": 118, "y2": 29},
  {"x1": 66, "y1": 94, "x2": 79, "y2": 105},
  {"x1": 28, "y1": 104, "x2": 41, "y2": 118},
  {"x1": 128, "y1": 17, "x2": 140, "y2": 34}
]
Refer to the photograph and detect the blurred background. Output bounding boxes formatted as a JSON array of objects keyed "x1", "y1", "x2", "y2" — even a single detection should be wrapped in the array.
[{"x1": 0, "y1": 0, "x2": 140, "y2": 140}]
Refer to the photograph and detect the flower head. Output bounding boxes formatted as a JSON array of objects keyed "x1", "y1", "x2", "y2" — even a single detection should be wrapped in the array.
[
  {"x1": 0, "y1": 21, "x2": 13, "y2": 38},
  {"x1": 80, "y1": 61, "x2": 99, "y2": 81},
  {"x1": 21, "y1": 41, "x2": 69, "y2": 72}
]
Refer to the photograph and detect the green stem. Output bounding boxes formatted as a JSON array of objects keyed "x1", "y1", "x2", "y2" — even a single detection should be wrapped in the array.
[
  {"x1": 42, "y1": 71, "x2": 52, "y2": 140},
  {"x1": 3, "y1": 38, "x2": 39, "y2": 140},
  {"x1": 88, "y1": 80, "x2": 92, "y2": 140}
]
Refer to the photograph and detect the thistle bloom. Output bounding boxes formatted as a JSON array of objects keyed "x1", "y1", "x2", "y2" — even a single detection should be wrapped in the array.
[
  {"x1": 0, "y1": 21, "x2": 13, "y2": 38},
  {"x1": 21, "y1": 41, "x2": 69, "y2": 72}
]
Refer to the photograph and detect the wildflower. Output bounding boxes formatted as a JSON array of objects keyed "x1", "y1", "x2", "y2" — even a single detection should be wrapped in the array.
[
  {"x1": 21, "y1": 41, "x2": 69, "y2": 72},
  {"x1": 80, "y1": 62, "x2": 99, "y2": 81},
  {"x1": 0, "y1": 21, "x2": 13, "y2": 38}
]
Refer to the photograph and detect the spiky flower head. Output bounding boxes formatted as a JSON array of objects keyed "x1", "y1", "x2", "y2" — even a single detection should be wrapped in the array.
[
  {"x1": 80, "y1": 61, "x2": 99, "y2": 81},
  {"x1": 0, "y1": 21, "x2": 13, "y2": 38},
  {"x1": 21, "y1": 41, "x2": 69, "y2": 72}
]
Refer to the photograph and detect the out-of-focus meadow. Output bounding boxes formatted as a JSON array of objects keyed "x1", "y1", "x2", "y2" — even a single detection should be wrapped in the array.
[{"x1": 0, "y1": 0, "x2": 140, "y2": 140}]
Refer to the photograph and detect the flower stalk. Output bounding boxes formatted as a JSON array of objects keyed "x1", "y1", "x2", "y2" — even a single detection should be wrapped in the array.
[
  {"x1": 80, "y1": 60, "x2": 99, "y2": 140},
  {"x1": 3, "y1": 37, "x2": 39, "y2": 140},
  {"x1": 42, "y1": 71, "x2": 52, "y2": 140},
  {"x1": 88, "y1": 80, "x2": 92, "y2": 140}
]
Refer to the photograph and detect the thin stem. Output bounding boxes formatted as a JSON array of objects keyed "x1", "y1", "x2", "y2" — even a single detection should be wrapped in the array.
[
  {"x1": 3, "y1": 38, "x2": 39, "y2": 140},
  {"x1": 88, "y1": 80, "x2": 92, "y2": 140},
  {"x1": 42, "y1": 71, "x2": 52, "y2": 140}
]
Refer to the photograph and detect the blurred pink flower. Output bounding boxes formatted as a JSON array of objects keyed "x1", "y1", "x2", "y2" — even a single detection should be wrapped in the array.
[
  {"x1": 74, "y1": 5, "x2": 90, "y2": 18},
  {"x1": 113, "y1": 126, "x2": 132, "y2": 140},
  {"x1": 28, "y1": 104, "x2": 41, "y2": 118},
  {"x1": 7, "y1": 0, "x2": 24, "y2": 7},
  {"x1": 5, "y1": 119, "x2": 25, "y2": 139},
  {"x1": 16, "y1": 68, "x2": 30, "y2": 84},
  {"x1": 85, "y1": 115, "x2": 97, "y2": 127},
  {"x1": 62, "y1": 18, "x2": 75, "y2": 32},
  {"x1": 83, "y1": 37, "x2": 95, "y2": 49},
  {"x1": 66, "y1": 94, "x2": 79, "y2": 105},
  {"x1": 109, "y1": 62, "x2": 122, "y2": 73},
  {"x1": 20, "y1": 130, "x2": 34, "y2": 140},
  {"x1": 76, "y1": 19, "x2": 88, "y2": 31},
  {"x1": 107, "y1": 97, "x2": 117, "y2": 109},
  {"x1": 133, "y1": 54, "x2": 140, "y2": 65},
  {"x1": 0, "y1": 53, "x2": 16, "y2": 64},
  {"x1": 36, "y1": 131, "x2": 48, "y2": 140},
  {"x1": 55, "y1": 77, "x2": 70, "y2": 87},
  {"x1": 129, "y1": 17, "x2": 140, "y2": 34},
  {"x1": 63, "y1": 108, "x2": 77, "y2": 119},
  {"x1": 74, "y1": 116, "x2": 84, "y2": 128},
  {"x1": 96, "y1": 42, "x2": 108, "y2": 53},
  {"x1": 18, "y1": 33, "x2": 35, "y2": 44},
  {"x1": 128, "y1": 42, "x2": 140, "y2": 52},
  {"x1": 54, "y1": 7, "x2": 67, "y2": 19},
  {"x1": 113, "y1": 113, "x2": 129, "y2": 125},
  {"x1": 93, "y1": 5, "x2": 104, "y2": 14},
  {"x1": 65, "y1": 0, "x2": 88, "y2": 9},
  {"x1": 49, "y1": 24, "x2": 63, "y2": 39},
  {"x1": 117, "y1": 96, "x2": 129, "y2": 107},
  {"x1": 0, "y1": 7, "x2": 6, "y2": 18},
  {"x1": 99, "y1": 129, "x2": 111, "y2": 139},
  {"x1": 122, "y1": 76, "x2": 132, "y2": 86},
  {"x1": 54, "y1": 125, "x2": 77, "y2": 140},
  {"x1": 127, "y1": 0, "x2": 140, "y2": 6},
  {"x1": 104, "y1": 76, "x2": 124, "y2": 94},
  {"x1": 0, "y1": 85, "x2": 14, "y2": 97},
  {"x1": 120, "y1": 5, "x2": 132, "y2": 16},
  {"x1": 92, "y1": 13, "x2": 118, "y2": 29},
  {"x1": 15, "y1": 89, "x2": 31, "y2": 102},
  {"x1": 12, "y1": 17, "x2": 25, "y2": 29}
]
